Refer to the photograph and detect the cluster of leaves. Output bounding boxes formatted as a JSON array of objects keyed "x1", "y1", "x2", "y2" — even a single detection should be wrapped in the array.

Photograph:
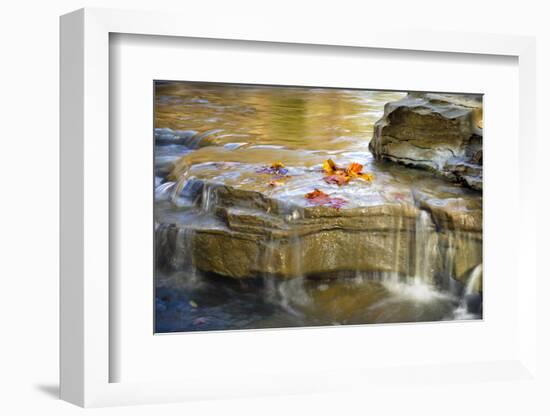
[
  {"x1": 257, "y1": 161, "x2": 290, "y2": 187},
  {"x1": 257, "y1": 161, "x2": 289, "y2": 176},
  {"x1": 304, "y1": 188, "x2": 347, "y2": 209},
  {"x1": 258, "y1": 159, "x2": 374, "y2": 209},
  {"x1": 322, "y1": 159, "x2": 374, "y2": 186}
]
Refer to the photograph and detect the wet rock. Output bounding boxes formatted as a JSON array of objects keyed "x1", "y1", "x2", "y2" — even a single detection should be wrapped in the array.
[
  {"x1": 155, "y1": 128, "x2": 199, "y2": 146},
  {"x1": 155, "y1": 155, "x2": 180, "y2": 178},
  {"x1": 369, "y1": 93, "x2": 483, "y2": 191},
  {"x1": 156, "y1": 178, "x2": 482, "y2": 287}
]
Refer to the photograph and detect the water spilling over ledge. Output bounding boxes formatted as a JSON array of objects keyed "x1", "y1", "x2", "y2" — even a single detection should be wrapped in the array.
[{"x1": 154, "y1": 82, "x2": 483, "y2": 332}]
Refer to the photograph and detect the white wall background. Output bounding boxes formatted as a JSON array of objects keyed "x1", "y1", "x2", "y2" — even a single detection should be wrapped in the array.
[{"x1": 0, "y1": 1, "x2": 547, "y2": 415}]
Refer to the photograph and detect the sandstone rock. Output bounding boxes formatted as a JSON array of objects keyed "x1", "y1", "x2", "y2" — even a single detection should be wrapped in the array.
[
  {"x1": 156, "y1": 178, "x2": 482, "y2": 290},
  {"x1": 369, "y1": 93, "x2": 483, "y2": 191}
]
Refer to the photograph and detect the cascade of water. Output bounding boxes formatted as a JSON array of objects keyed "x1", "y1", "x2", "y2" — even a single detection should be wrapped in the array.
[
  {"x1": 200, "y1": 183, "x2": 218, "y2": 214},
  {"x1": 155, "y1": 223, "x2": 174, "y2": 271},
  {"x1": 442, "y1": 234, "x2": 454, "y2": 288},
  {"x1": 276, "y1": 277, "x2": 310, "y2": 316},
  {"x1": 413, "y1": 209, "x2": 439, "y2": 285},
  {"x1": 464, "y1": 264, "x2": 482, "y2": 295},
  {"x1": 155, "y1": 181, "x2": 176, "y2": 201},
  {"x1": 392, "y1": 215, "x2": 404, "y2": 283},
  {"x1": 262, "y1": 206, "x2": 311, "y2": 315},
  {"x1": 452, "y1": 264, "x2": 483, "y2": 320},
  {"x1": 170, "y1": 173, "x2": 206, "y2": 208},
  {"x1": 173, "y1": 226, "x2": 202, "y2": 287},
  {"x1": 390, "y1": 211, "x2": 411, "y2": 283}
]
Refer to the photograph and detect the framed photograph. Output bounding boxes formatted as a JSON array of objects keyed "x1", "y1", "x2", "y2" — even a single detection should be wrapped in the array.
[{"x1": 60, "y1": 8, "x2": 540, "y2": 408}]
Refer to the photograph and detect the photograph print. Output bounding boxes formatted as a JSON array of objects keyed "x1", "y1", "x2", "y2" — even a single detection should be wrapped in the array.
[{"x1": 154, "y1": 81, "x2": 483, "y2": 333}]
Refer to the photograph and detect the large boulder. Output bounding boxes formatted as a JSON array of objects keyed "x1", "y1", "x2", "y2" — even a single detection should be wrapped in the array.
[{"x1": 369, "y1": 93, "x2": 483, "y2": 191}]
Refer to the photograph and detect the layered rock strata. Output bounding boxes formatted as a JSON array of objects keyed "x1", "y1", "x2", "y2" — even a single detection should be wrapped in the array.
[
  {"x1": 156, "y1": 178, "x2": 482, "y2": 289},
  {"x1": 369, "y1": 93, "x2": 483, "y2": 190}
]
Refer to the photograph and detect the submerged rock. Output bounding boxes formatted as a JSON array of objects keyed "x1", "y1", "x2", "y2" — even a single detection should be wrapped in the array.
[
  {"x1": 369, "y1": 93, "x2": 483, "y2": 191},
  {"x1": 155, "y1": 127, "x2": 199, "y2": 146}
]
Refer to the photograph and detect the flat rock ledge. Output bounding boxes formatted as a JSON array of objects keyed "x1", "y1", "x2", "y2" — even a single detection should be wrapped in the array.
[
  {"x1": 369, "y1": 93, "x2": 483, "y2": 191},
  {"x1": 156, "y1": 179, "x2": 482, "y2": 291}
]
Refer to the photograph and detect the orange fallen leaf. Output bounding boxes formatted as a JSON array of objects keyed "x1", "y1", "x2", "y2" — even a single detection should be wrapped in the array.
[
  {"x1": 305, "y1": 188, "x2": 326, "y2": 199},
  {"x1": 305, "y1": 188, "x2": 347, "y2": 209},
  {"x1": 320, "y1": 159, "x2": 374, "y2": 186},
  {"x1": 347, "y1": 162, "x2": 363, "y2": 177},
  {"x1": 323, "y1": 172, "x2": 350, "y2": 186}
]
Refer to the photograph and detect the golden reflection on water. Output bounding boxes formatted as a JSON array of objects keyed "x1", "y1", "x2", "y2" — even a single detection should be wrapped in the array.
[
  {"x1": 155, "y1": 82, "x2": 405, "y2": 157},
  {"x1": 155, "y1": 82, "x2": 482, "y2": 210}
]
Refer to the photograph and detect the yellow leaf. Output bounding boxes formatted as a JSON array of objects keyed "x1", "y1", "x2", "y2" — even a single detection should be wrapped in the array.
[
  {"x1": 189, "y1": 300, "x2": 198, "y2": 308},
  {"x1": 358, "y1": 172, "x2": 374, "y2": 182},
  {"x1": 323, "y1": 159, "x2": 336, "y2": 174}
]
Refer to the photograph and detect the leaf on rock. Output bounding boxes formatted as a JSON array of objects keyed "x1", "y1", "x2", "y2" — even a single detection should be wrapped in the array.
[
  {"x1": 321, "y1": 159, "x2": 374, "y2": 186},
  {"x1": 267, "y1": 173, "x2": 290, "y2": 187},
  {"x1": 347, "y1": 162, "x2": 363, "y2": 177},
  {"x1": 305, "y1": 188, "x2": 326, "y2": 199},
  {"x1": 323, "y1": 159, "x2": 337, "y2": 174},
  {"x1": 257, "y1": 161, "x2": 289, "y2": 176},
  {"x1": 305, "y1": 188, "x2": 347, "y2": 209},
  {"x1": 323, "y1": 172, "x2": 350, "y2": 186},
  {"x1": 357, "y1": 172, "x2": 374, "y2": 182}
]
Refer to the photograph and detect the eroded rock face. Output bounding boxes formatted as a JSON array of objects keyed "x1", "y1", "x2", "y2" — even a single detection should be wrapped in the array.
[
  {"x1": 369, "y1": 93, "x2": 483, "y2": 190},
  {"x1": 156, "y1": 177, "x2": 482, "y2": 291}
]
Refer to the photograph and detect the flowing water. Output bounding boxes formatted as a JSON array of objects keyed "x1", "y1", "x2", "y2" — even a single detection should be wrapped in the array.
[{"x1": 154, "y1": 82, "x2": 482, "y2": 333}]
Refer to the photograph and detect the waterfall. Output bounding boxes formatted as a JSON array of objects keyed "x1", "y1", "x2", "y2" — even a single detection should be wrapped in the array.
[
  {"x1": 155, "y1": 165, "x2": 204, "y2": 288},
  {"x1": 464, "y1": 264, "x2": 482, "y2": 295},
  {"x1": 413, "y1": 209, "x2": 438, "y2": 285},
  {"x1": 262, "y1": 206, "x2": 311, "y2": 315},
  {"x1": 200, "y1": 183, "x2": 218, "y2": 213},
  {"x1": 392, "y1": 214, "x2": 404, "y2": 281},
  {"x1": 450, "y1": 263, "x2": 483, "y2": 319},
  {"x1": 155, "y1": 181, "x2": 176, "y2": 201},
  {"x1": 276, "y1": 277, "x2": 311, "y2": 316},
  {"x1": 442, "y1": 234, "x2": 457, "y2": 293},
  {"x1": 176, "y1": 227, "x2": 201, "y2": 286}
]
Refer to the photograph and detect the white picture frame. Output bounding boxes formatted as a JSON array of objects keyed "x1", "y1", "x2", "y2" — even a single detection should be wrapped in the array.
[{"x1": 60, "y1": 7, "x2": 540, "y2": 408}]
